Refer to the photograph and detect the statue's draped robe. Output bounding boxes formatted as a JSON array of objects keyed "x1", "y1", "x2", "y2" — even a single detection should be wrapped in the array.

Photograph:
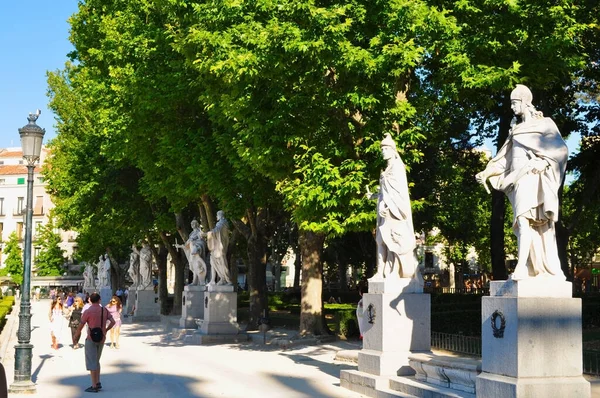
[
  {"x1": 486, "y1": 117, "x2": 567, "y2": 277},
  {"x1": 376, "y1": 157, "x2": 417, "y2": 276},
  {"x1": 207, "y1": 219, "x2": 231, "y2": 283}
]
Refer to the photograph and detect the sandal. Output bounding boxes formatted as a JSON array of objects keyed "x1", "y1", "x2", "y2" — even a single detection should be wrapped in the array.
[
  {"x1": 84, "y1": 386, "x2": 98, "y2": 393},
  {"x1": 96, "y1": 382, "x2": 102, "y2": 390}
]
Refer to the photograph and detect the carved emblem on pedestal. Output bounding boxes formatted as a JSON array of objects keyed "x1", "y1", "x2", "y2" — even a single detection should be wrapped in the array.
[
  {"x1": 491, "y1": 310, "x2": 506, "y2": 338},
  {"x1": 367, "y1": 303, "x2": 376, "y2": 325}
]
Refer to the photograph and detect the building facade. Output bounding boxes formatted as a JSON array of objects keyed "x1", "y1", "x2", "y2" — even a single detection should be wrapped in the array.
[{"x1": 0, "y1": 147, "x2": 77, "y2": 271}]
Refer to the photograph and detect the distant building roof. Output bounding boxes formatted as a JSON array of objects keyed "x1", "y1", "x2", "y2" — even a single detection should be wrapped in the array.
[
  {"x1": 0, "y1": 150, "x2": 23, "y2": 158},
  {"x1": 0, "y1": 165, "x2": 41, "y2": 175}
]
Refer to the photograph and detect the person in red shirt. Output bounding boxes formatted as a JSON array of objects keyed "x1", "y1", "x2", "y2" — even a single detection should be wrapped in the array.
[{"x1": 74, "y1": 293, "x2": 115, "y2": 393}]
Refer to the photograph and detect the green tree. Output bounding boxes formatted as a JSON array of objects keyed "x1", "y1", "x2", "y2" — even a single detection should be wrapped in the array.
[
  {"x1": 0, "y1": 232, "x2": 23, "y2": 286},
  {"x1": 34, "y1": 217, "x2": 66, "y2": 276}
]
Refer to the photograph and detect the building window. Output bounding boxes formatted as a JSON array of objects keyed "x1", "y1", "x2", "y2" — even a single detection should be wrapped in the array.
[
  {"x1": 34, "y1": 247, "x2": 41, "y2": 264},
  {"x1": 17, "y1": 197, "x2": 24, "y2": 214},
  {"x1": 37, "y1": 177, "x2": 44, "y2": 183},
  {"x1": 18, "y1": 160, "x2": 23, "y2": 165},
  {"x1": 16, "y1": 222, "x2": 23, "y2": 240},
  {"x1": 0, "y1": 198, "x2": 4, "y2": 216},
  {"x1": 0, "y1": 179, "x2": 5, "y2": 185},
  {"x1": 17, "y1": 178, "x2": 25, "y2": 185},
  {"x1": 425, "y1": 252, "x2": 434, "y2": 268},
  {"x1": 34, "y1": 196, "x2": 43, "y2": 215},
  {"x1": 0, "y1": 222, "x2": 3, "y2": 242}
]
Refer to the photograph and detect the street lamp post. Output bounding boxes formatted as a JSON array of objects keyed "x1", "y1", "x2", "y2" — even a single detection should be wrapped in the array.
[{"x1": 9, "y1": 110, "x2": 45, "y2": 394}]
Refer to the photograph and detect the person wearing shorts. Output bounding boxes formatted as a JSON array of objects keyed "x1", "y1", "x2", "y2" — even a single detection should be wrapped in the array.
[{"x1": 74, "y1": 293, "x2": 115, "y2": 393}]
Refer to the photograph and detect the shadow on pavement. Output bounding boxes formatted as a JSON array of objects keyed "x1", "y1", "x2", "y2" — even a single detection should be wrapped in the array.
[
  {"x1": 31, "y1": 354, "x2": 52, "y2": 383},
  {"x1": 53, "y1": 360, "x2": 205, "y2": 398},
  {"x1": 278, "y1": 353, "x2": 356, "y2": 379},
  {"x1": 268, "y1": 374, "x2": 342, "y2": 398}
]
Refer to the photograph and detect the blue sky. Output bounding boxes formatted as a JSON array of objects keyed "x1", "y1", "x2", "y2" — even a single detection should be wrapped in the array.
[{"x1": 0, "y1": 1, "x2": 78, "y2": 148}]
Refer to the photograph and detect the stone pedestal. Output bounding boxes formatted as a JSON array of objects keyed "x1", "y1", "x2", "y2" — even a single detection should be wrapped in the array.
[
  {"x1": 99, "y1": 287, "x2": 112, "y2": 306},
  {"x1": 179, "y1": 284, "x2": 206, "y2": 328},
  {"x1": 124, "y1": 287, "x2": 136, "y2": 315},
  {"x1": 84, "y1": 287, "x2": 96, "y2": 296},
  {"x1": 132, "y1": 288, "x2": 160, "y2": 322},
  {"x1": 476, "y1": 279, "x2": 590, "y2": 398},
  {"x1": 341, "y1": 277, "x2": 431, "y2": 396},
  {"x1": 185, "y1": 284, "x2": 240, "y2": 344}
]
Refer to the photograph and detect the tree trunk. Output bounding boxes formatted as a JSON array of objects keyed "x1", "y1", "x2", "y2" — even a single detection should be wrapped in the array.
[
  {"x1": 490, "y1": 106, "x2": 511, "y2": 281},
  {"x1": 231, "y1": 209, "x2": 269, "y2": 331},
  {"x1": 160, "y1": 229, "x2": 185, "y2": 316},
  {"x1": 202, "y1": 194, "x2": 217, "y2": 230},
  {"x1": 299, "y1": 230, "x2": 326, "y2": 336},
  {"x1": 490, "y1": 190, "x2": 508, "y2": 280},
  {"x1": 556, "y1": 185, "x2": 571, "y2": 280},
  {"x1": 156, "y1": 244, "x2": 169, "y2": 315},
  {"x1": 293, "y1": 244, "x2": 301, "y2": 291}
]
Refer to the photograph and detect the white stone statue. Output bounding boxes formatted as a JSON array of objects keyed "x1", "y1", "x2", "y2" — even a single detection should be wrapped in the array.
[
  {"x1": 128, "y1": 244, "x2": 140, "y2": 288},
  {"x1": 96, "y1": 255, "x2": 106, "y2": 288},
  {"x1": 176, "y1": 220, "x2": 207, "y2": 285},
  {"x1": 101, "y1": 253, "x2": 112, "y2": 289},
  {"x1": 82, "y1": 262, "x2": 95, "y2": 290},
  {"x1": 138, "y1": 242, "x2": 153, "y2": 290},
  {"x1": 205, "y1": 210, "x2": 232, "y2": 285},
  {"x1": 366, "y1": 133, "x2": 420, "y2": 281},
  {"x1": 476, "y1": 84, "x2": 568, "y2": 280}
]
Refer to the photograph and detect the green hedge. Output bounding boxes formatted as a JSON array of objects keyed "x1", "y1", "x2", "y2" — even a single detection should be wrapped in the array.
[{"x1": 0, "y1": 295, "x2": 15, "y2": 333}]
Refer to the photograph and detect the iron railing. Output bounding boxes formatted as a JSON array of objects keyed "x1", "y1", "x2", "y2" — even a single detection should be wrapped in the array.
[
  {"x1": 431, "y1": 331, "x2": 481, "y2": 357},
  {"x1": 431, "y1": 331, "x2": 600, "y2": 376}
]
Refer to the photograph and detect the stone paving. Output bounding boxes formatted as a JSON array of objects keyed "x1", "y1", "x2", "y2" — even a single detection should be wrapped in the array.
[
  {"x1": 0, "y1": 299, "x2": 364, "y2": 398},
  {"x1": 1, "y1": 299, "x2": 599, "y2": 397}
]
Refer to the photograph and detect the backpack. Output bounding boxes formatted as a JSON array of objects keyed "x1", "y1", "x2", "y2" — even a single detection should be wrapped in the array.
[{"x1": 90, "y1": 307, "x2": 105, "y2": 343}]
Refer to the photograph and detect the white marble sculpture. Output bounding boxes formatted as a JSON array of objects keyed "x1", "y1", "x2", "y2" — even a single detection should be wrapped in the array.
[
  {"x1": 366, "y1": 133, "x2": 420, "y2": 281},
  {"x1": 176, "y1": 220, "x2": 207, "y2": 285},
  {"x1": 476, "y1": 84, "x2": 568, "y2": 280},
  {"x1": 138, "y1": 242, "x2": 154, "y2": 290},
  {"x1": 100, "y1": 253, "x2": 112, "y2": 289},
  {"x1": 96, "y1": 255, "x2": 106, "y2": 288},
  {"x1": 128, "y1": 244, "x2": 140, "y2": 288},
  {"x1": 82, "y1": 262, "x2": 95, "y2": 290},
  {"x1": 205, "y1": 210, "x2": 232, "y2": 285}
]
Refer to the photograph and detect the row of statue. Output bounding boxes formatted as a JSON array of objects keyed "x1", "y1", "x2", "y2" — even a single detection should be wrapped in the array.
[
  {"x1": 82, "y1": 253, "x2": 114, "y2": 290},
  {"x1": 372, "y1": 84, "x2": 566, "y2": 283},
  {"x1": 85, "y1": 88, "x2": 561, "y2": 294},
  {"x1": 175, "y1": 210, "x2": 232, "y2": 286},
  {"x1": 367, "y1": 84, "x2": 568, "y2": 280}
]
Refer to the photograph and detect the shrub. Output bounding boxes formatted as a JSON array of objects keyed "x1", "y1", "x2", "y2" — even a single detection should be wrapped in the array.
[{"x1": 336, "y1": 310, "x2": 359, "y2": 338}]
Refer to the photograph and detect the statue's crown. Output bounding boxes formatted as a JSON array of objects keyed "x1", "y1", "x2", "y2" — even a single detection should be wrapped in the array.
[
  {"x1": 510, "y1": 84, "x2": 533, "y2": 105},
  {"x1": 381, "y1": 133, "x2": 397, "y2": 150}
]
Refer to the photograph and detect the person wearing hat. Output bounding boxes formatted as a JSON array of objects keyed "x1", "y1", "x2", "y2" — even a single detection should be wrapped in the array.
[
  {"x1": 476, "y1": 84, "x2": 568, "y2": 280},
  {"x1": 366, "y1": 133, "x2": 419, "y2": 281}
]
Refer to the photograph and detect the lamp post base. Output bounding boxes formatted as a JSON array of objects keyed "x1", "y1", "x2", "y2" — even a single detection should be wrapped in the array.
[
  {"x1": 9, "y1": 343, "x2": 36, "y2": 394},
  {"x1": 8, "y1": 380, "x2": 36, "y2": 394}
]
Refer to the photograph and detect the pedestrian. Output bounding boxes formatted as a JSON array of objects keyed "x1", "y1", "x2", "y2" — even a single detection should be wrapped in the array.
[
  {"x1": 49, "y1": 298, "x2": 64, "y2": 350},
  {"x1": 74, "y1": 292, "x2": 115, "y2": 393},
  {"x1": 106, "y1": 295, "x2": 122, "y2": 349},
  {"x1": 65, "y1": 291, "x2": 75, "y2": 307},
  {"x1": 69, "y1": 296, "x2": 85, "y2": 349},
  {"x1": 35, "y1": 287, "x2": 41, "y2": 301}
]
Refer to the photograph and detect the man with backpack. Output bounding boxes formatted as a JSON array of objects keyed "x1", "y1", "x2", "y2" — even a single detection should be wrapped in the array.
[{"x1": 74, "y1": 292, "x2": 115, "y2": 393}]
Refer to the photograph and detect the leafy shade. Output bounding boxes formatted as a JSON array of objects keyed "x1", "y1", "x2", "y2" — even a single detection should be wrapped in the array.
[
  {"x1": 33, "y1": 216, "x2": 66, "y2": 276},
  {"x1": 0, "y1": 232, "x2": 24, "y2": 286}
]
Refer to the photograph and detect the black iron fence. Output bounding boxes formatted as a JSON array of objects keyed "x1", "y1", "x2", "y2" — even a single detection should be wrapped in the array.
[
  {"x1": 431, "y1": 331, "x2": 482, "y2": 357},
  {"x1": 431, "y1": 331, "x2": 600, "y2": 376}
]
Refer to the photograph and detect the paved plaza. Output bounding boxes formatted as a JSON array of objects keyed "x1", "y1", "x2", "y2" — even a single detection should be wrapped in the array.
[
  {"x1": 0, "y1": 299, "x2": 364, "y2": 398},
  {"x1": 1, "y1": 299, "x2": 599, "y2": 397}
]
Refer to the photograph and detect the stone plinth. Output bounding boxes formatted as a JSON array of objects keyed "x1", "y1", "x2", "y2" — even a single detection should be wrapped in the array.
[
  {"x1": 476, "y1": 279, "x2": 590, "y2": 398},
  {"x1": 99, "y1": 287, "x2": 113, "y2": 306},
  {"x1": 358, "y1": 278, "x2": 430, "y2": 377},
  {"x1": 185, "y1": 285, "x2": 239, "y2": 345},
  {"x1": 179, "y1": 284, "x2": 206, "y2": 328},
  {"x1": 124, "y1": 287, "x2": 136, "y2": 315},
  {"x1": 132, "y1": 288, "x2": 160, "y2": 322},
  {"x1": 341, "y1": 277, "x2": 431, "y2": 397}
]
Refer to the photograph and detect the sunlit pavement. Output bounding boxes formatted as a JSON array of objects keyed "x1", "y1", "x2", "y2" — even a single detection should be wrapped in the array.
[
  {"x1": 0, "y1": 299, "x2": 364, "y2": 398},
  {"x1": 1, "y1": 299, "x2": 599, "y2": 397}
]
